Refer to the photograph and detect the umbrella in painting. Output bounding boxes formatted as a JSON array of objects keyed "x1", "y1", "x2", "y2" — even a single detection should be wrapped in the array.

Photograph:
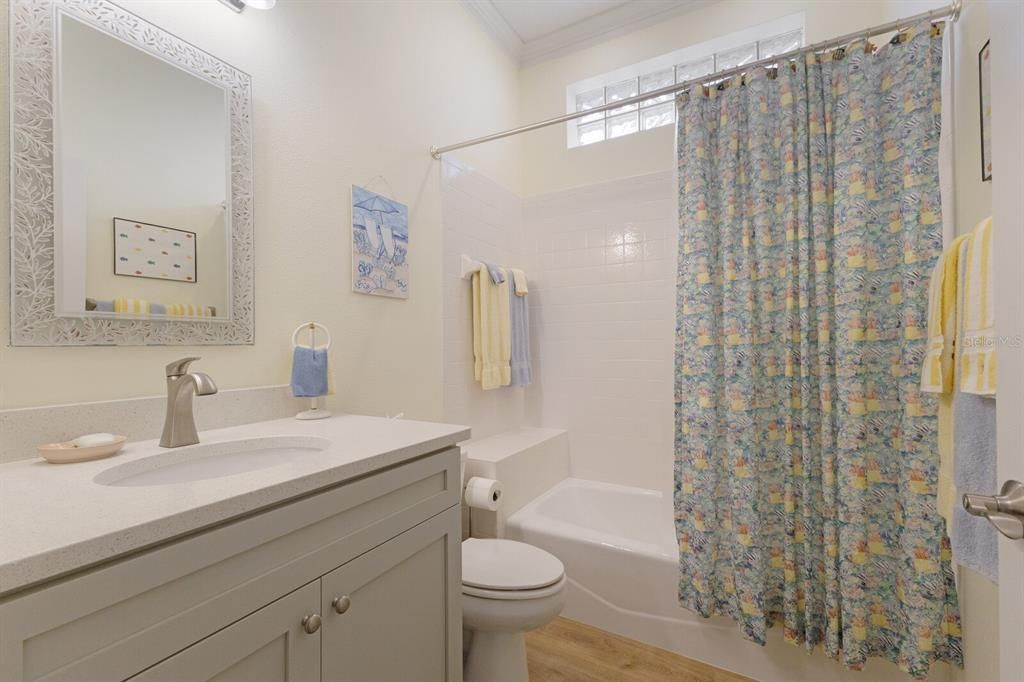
[{"x1": 354, "y1": 195, "x2": 399, "y2": 261}]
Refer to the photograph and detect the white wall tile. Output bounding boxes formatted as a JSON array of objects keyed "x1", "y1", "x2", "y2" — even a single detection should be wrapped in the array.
[
  {"x1": 441, "y1": 157, "x2": 530, "y2": 440},
  {"x1": 443, "y1": 162, "x2": 678, "y2": 497},
  {"x1": 524, "y1": 170, "x2": 677, "y2": 496}
]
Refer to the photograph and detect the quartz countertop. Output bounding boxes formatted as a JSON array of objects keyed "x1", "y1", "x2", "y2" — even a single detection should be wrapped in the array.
[{"x1": 0, "y1": 414, "x2": 469, "y2": 597}]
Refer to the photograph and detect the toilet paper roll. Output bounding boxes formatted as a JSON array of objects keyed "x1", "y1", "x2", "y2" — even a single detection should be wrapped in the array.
[{"x1": 464, "y1": 477, "x2": 503, "y2": 511}]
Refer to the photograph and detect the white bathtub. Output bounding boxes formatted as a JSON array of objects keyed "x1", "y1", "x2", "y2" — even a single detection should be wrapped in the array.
[
  {"x1": 506, "y1": 478, "x2": 678, "y2": 619},
  {"x1": 506, "y1": 478, "x2": 944, "y2": 682}
]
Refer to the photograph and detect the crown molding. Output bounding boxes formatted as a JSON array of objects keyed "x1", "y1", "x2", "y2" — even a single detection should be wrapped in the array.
[
  {"x1": 461, "y1": 0, "x2": 708, "y2": 66},
  {"x1": 462, "y1": 0, "x2": 524, "y2": 61}
]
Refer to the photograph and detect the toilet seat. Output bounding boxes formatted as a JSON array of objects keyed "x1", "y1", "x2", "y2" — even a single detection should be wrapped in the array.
[
  {"x1": 462, "y1": 538, "x2": 565, "y2": 596},
  {"x1": 462, "y1": 574, "x2": 567, "y2": 601}
]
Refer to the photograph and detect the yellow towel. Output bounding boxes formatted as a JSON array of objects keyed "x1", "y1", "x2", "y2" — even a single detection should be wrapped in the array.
[
  {"x1": 113, "y1": 297, "x2": 149, "y2": 314},
  {"x1": 472, "y1": 270, "x2": 511, "y2": 389},
  {"x1": 960, "y1": 217, "x2": 995, "y2": 395},
  {"x1": 164, "y1": 303, "x2": 214, "y2": 318},
  {"x1": 509, "y1": 268, "x2": 529, "y2": 296},
  {"x1": 921, "y1": 233, "x2": 969, "y2": 393},
  {"x1": 921, "y1": 234, "x2": 968, "y2": 523}
]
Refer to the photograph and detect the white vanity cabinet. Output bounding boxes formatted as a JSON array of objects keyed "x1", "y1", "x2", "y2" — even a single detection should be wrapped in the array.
[
  {"x1": 129, "y1": 581, "x2": 323, "y2": 682},
  {"x1": 0, "y1": 447, "x2": 462, "y2": 682},
  {"x1": 320, "y1": 513, "x2": 452, "y2": 682}
]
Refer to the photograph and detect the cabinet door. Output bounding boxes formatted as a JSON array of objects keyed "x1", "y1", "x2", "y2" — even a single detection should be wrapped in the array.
[
  {"x1": 321, "y1": 506, "x2": 461, "y2": 682},
  {"x1": 130, "y1": 581, "x2": 321, "y2": 682}
]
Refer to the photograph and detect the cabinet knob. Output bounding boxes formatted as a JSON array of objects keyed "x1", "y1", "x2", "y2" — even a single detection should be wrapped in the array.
[
  {"x1": 332, "y1": 595, "x2": 352, "y2": 614},
  {"x1": 302, "y1": 613, "x2": 322, "y2": 634}
]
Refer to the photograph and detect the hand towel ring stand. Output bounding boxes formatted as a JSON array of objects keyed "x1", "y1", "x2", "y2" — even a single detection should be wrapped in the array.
[{"x1": 292, "y1": 322, "x2": 332, "y2": 421}]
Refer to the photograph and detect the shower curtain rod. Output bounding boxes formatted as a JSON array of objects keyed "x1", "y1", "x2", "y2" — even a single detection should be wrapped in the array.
[{"x1": 430, "y1": 0, "x2": 960, "y2": 160}]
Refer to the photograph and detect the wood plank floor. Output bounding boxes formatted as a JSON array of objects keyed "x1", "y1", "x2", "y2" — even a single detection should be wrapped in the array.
[{"x1": 525, "y1": 617, "x2": 751, "y2": 682}]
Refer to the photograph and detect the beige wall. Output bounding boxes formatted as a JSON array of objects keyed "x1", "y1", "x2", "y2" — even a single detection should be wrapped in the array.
[
  {"x1": 0, "y1": 0, "x2": 523, "y2": 415},
  {"x1": 951, "y1": 0, "x2": 993, "y2": 236}
]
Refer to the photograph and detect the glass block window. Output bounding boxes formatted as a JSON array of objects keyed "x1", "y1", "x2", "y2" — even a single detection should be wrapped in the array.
[
  {"x1": 606, "y1": 78, "x2": 639, "y2": 114},
  {"x1": 567, "y1": 19, "x2": 804, "y2": 148},
  {"x1": 577, "y1": 120, "x2": 605, "y2": 145},
  {"x1": 576, "y1": 87, "x2": 605, "y2": 123},
  {"x1": 641, "y1": 68, "x2": 675, "y2": 106},
  {"x1": 759, "y1": 29, "x2": 803, "y2": 59},
  {"x1": 716, "y1": 42, "x2": 758, "y2": 71},
  {"x1": 675, "y1": 56, "x2": 715, "y2": 85},
  {"x1": 641, "y1": 102, "x2": 674, "y2": 131},
  {"x1": 607, "y1": 111, "x2": 640, "y2": 138}
]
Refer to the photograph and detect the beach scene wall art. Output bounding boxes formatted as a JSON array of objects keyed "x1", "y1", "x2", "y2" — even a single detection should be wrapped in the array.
[{"x1": 351, "y1": 185, "x2": 409, "y2": 299}]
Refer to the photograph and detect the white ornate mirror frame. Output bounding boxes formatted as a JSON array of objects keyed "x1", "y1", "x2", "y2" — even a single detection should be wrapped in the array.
[{"x1": 9, "y1": 0, "x2": 254, "y2": 345}]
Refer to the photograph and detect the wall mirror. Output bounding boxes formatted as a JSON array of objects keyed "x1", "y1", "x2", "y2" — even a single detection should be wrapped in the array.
[{"x1": 10, "y1": 0, "x2": 254, "y2": 345}]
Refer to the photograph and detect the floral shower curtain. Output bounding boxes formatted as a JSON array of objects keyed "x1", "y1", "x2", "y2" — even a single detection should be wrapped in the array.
[{"x1": 673, "y1": 23, "x2": 961, "y2": 679}]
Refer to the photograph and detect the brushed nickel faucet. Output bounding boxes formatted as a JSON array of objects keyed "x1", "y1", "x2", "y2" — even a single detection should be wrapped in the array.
[{"x1": 160, "y1": 357, "x2": 218, "y2": 448}]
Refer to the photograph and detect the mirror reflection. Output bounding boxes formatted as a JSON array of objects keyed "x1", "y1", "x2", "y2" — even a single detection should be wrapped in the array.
[{"x1": 55, "y1": 13, "x2": 231, "y2": 321}]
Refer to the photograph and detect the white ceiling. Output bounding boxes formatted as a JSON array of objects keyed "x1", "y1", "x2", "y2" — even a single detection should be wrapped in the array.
[
  {"x1": 490, "y1": 0, "x2": 629, "y2": 43},
  {"x1": 462, "y1": 0, "x2": 703, "y2": 65}
]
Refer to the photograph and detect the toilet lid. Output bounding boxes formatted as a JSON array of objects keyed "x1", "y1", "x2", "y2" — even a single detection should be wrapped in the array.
[{"x1": 462, "y1": 538, "x2": 565, "y2": 591}]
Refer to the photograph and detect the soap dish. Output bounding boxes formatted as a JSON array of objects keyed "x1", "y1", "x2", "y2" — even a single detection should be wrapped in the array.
[{"x1": 38, "y1": 435, "x2": 128, "y2": 464}]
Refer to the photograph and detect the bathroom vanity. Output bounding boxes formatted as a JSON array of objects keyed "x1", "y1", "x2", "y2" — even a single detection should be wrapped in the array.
[{"x1": 0, "y1": 416, "x2": 469, "y2": 681}]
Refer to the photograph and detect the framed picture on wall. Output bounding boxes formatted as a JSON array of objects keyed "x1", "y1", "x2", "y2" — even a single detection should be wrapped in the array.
[
  {"x1": 113, "y1": 218, "x2": 197, "y2": 283},
  {"x1": 351, "y1": 186, "x2": 409, "y2": 299},
  {"x1": 979, "y1": 39, "x2": 992, "y2": 181}
]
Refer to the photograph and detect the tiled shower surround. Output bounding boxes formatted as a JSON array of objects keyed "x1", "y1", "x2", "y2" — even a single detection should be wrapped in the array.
[
  {"x1": 441, "y1": 157, "x2": 533, "y2": 441},
  {"x1": 442, "y1": 161, "x2": 677, "y2": 495},
  {"x1": 524, "y1": 172, "x2": 677, "y2": 495}
]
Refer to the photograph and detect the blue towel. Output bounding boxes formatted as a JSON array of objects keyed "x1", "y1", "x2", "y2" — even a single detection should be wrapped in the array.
[
  {"x1": 291, "y1": 346, "x2": 328, "y2": 397},
  {"x1": 952, "y1": 395, "x2": 998, "y2": 582},
  {"x1": 952, "y1": 238, "x2": 998, "y2": 582},
  {"x1": 508, "y1": 282, "x2": 531, "y2": 386},
  {"x1": 150, "y1": 303, "x2": 167, "y2": 315},
  {"x1": 482, "y1": 261, "x2": 505, "y2": 284},
  {"x1": 94, "y1": 299, "x2": 113, "y2": 312}
]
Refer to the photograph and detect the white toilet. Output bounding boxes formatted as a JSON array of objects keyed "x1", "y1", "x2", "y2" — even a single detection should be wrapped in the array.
[{"x1": 462, "y1": 537, "x2": 567, "y2": 682}]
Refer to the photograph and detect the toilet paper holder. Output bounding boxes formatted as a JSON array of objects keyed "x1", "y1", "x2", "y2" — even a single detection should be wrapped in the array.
[
  {"x1": 464, "y1": 477, "x2": 503, "y2": 511},
  {"x1": 463, "y1": 476, "x2": 503, "y2": 539}
]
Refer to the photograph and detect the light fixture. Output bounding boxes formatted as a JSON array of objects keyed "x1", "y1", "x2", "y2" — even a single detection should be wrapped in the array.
[{"x1": 217, "y1": 0, "x2": 275, "y2": 12}]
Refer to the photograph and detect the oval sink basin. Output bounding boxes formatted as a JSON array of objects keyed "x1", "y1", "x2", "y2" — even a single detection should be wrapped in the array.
[{"x1": 94, "y1": 436, "x2": 331, "y2": 487}]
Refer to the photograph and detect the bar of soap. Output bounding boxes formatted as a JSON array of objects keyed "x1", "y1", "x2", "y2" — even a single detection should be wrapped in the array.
[{"x1": 72, "y1": 433, "x2": 119, "y2": 448}]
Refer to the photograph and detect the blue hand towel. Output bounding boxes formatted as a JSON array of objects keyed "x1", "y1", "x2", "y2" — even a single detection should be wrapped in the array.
[
  {"x1": 150, "y1": 303, "x2": 167, "y2": 315},
  {"x1": 291, "y1": 346, "x2": 328, "y2": 398},
  {"x1": 508, "y1": 282, "x2": 531, "y2": 386},
  {"x1": 94, "y1": 299, "x2": 114, "y2": 312},
  {"x1": 952, "y1": 393, "x2": 998, "y2": 582},
  {"x1": 482, "y1": 261, "x2": 506, "y2": 284}
]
